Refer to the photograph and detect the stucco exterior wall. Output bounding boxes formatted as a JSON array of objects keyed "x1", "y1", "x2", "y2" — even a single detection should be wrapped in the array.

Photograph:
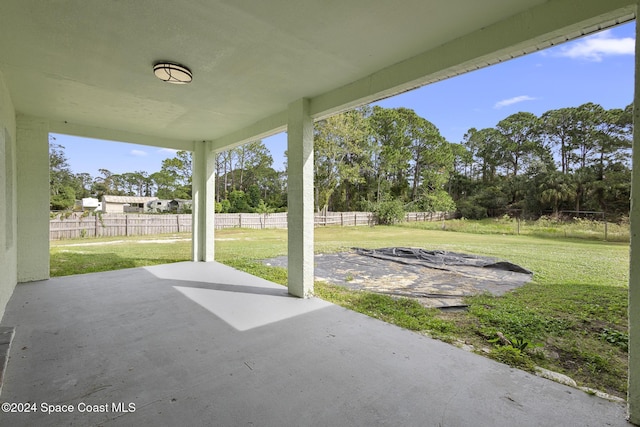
[
  {"x1": 16, "y1": 115, "x2": 49, "y2": 283},
  {"x1": 0, "y1": 70, "x2": 17, "y2": 320}
]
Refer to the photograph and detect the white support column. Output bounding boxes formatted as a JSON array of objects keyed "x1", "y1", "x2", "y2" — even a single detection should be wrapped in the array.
[
  {"x1": 192, "y1": 141, "x2": 216, "y2": 262},
  {"x1": 287, "y1": 98, "x2": 314, "y2": 298},
  {"x1": 16, "y1": 115, "x2": 49, "y2": 282},
  {"x1": 629, "y1": 14, "x2": 640, "y2": 423}
]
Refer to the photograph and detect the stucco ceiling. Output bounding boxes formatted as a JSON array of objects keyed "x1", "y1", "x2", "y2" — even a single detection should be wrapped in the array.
[{"x1": 0, "y1": 0, "x2": 635, "y2": 147}]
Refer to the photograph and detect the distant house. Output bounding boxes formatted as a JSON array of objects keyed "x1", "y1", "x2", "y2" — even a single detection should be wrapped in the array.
[{"x1": 101, "y1": 196, "x2": 158, "y2": 213}]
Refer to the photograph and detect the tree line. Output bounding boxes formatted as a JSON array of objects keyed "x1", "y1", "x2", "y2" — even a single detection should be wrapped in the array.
[
  {"x1": 50, "y1": 143, "x2": 195, "y2": 210},
  {"x1": 50, "y1": 102, "x2": 632, "y2": 220},
  {"x1": 49, "y1": 138, "x2": 286, "y2": 213},
  {"x1": 312, "y1": 103, "x2": 632, "y2": 221},
  {"x1": 456, "y1": 102, "x2": 631, "y2": 220}
]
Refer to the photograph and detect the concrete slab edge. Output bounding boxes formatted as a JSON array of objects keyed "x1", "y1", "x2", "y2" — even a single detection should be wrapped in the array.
[
  {"x1": 0, "y1": 326, "x2": 15, "y2": 397},
  {"x1": 454, "y1": 339, "x2": 626, "y2": 404}
]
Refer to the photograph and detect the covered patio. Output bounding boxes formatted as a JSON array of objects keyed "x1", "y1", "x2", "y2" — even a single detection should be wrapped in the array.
[
  {"x1": 0, "y1": 262, "x2": 630, "y2": 426},
  {"x1": 1, "y1": 0, "x2": 640, "y2": 424}
]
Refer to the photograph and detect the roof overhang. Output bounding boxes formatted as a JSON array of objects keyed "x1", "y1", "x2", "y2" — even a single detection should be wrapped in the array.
[{"x1": 0, "y1": 0, "x2": 636, "y2": 150}]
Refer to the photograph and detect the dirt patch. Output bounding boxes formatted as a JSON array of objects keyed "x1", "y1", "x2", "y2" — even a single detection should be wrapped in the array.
[{"x1": 263, "y1": 247, "x2": 533, "y2": 309}]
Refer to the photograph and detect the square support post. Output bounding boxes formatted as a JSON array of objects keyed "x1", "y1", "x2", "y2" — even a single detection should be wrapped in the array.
[
  {"x1": 192, "y1": 141, "x2": 215, "y2": 262},
  {"x1": 16, "y1": 115, "x2": 49, "y2": 282},
  {"x1": 629, "y1": 14, "x2": 640, "y2": 424},
  {"x1": 287, "y1": 98, "x2": 314, "y2": 298}
]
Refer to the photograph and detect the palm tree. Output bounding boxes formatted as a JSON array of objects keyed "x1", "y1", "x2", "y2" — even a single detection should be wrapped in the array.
[{"x1": 539, "y1": 171, "x2": 575, "y2": 216}]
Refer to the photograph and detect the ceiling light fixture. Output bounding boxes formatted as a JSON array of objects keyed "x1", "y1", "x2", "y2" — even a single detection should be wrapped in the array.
[{"x1": 153, "y1": 62, "x2": 193, "y2": 84}]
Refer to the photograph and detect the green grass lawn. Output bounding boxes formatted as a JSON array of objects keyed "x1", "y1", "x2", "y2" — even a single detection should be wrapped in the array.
[
  {"x1": 50, "y1": 235, "x2": 193, "y2": 276},
  {"x1": 50, "y1": 222, "x2": 630, "y2": 397},
  {"x1": 403, "y1": 216, "x2": 630, "y2": 243}
]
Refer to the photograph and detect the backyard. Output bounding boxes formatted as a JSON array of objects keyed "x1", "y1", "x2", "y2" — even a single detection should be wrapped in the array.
[{"x1": 49, "y1": 219, "x2": 630, "y2": 398}]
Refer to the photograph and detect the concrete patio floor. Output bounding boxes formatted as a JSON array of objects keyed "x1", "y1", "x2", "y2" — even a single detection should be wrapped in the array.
[{"x1": 0, "y1": 261, "x2": 631, "y2": 426}]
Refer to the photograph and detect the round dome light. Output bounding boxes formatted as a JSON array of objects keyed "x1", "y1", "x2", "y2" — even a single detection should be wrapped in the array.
[{"x1": 153, "y1": 62, "x2": 193, "y2": 84}]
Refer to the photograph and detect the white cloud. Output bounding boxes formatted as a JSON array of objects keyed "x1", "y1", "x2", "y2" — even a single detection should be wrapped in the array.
[
  {"x1": 157, "y1": 148, "x2": 179, "y2": 155},
  {"x1": 494, "y1": 95, "x2": 536, "y2": 109},
  {"x1": 555, "y1": 30, "x2": 634, "y2": 62},
  {"x1": 130, "y1": 149, "x2": 148, "y2": 157}
]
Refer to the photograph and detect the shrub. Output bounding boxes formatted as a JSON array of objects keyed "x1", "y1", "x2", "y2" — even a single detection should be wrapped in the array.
[
  {"x1": 456, "y1": 198, "x2": 488, "y2": 220},
  {"x1": 371, "y1": 199, "x2": 406, "y2": 225}
]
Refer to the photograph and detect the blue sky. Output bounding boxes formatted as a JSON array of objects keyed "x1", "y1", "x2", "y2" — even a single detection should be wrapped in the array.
[{"x1": 53, "y1": 21, "x2": 636, "y2": 177}]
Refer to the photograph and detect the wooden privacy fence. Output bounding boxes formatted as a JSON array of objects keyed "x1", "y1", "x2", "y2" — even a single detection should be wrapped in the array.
[
  {"x1": 50, "y1": 214, "x2": 193, "y2": 240},
  {"x1": 214, "y1": 212, "x2": 377, "y2": 228},
  {"x1": 49, "y1": 211, "x2": 454, "y2": 240},
  {"x1": 312, "y1": 211, "x2": 452, "y2": 226}
]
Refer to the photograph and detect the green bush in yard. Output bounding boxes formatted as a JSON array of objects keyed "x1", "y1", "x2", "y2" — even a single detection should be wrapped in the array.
[{"x1": 371, "y1": 199, "x2": 406, "y2": 225}]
